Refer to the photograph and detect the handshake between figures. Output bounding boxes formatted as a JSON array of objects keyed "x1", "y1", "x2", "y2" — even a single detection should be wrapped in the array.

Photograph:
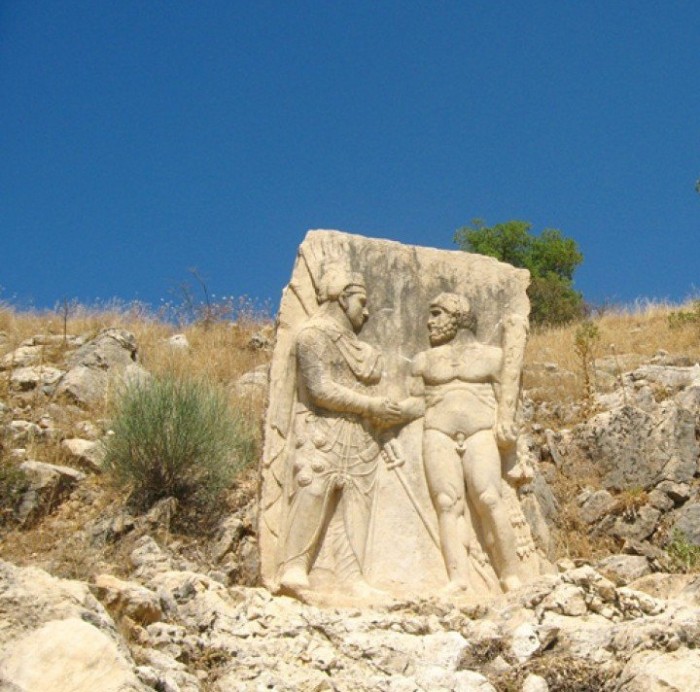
[{"x1": 368, "y1": 396, "x2": 422, "y2": 429}]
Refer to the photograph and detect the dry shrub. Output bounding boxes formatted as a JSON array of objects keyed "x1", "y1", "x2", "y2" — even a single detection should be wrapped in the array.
[
  {"x1": 495, "y1": 653, "x2": 619, "y2": 692},
  {"x1": 103, "y1": 374, "x2": 257, "y2": 512}
]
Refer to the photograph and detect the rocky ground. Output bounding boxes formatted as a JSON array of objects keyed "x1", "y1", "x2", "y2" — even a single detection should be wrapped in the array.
[{"x1": 1, "y1": 316, "x2": 700, "y2": 691}]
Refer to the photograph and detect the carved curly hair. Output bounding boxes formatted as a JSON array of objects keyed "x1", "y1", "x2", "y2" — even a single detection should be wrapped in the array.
[{"x1": 430, "y1": 292, "x2": 477, "y2": 333}]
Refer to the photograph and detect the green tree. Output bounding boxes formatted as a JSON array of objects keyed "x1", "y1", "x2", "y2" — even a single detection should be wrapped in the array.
[{"x1": 454, "y1": 219, "x2": 585, "y2": 326}]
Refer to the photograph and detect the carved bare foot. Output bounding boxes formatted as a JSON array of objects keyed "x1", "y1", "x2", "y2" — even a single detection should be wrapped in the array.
[
  {"x1": 278, "y1": 564, "x2": 310, "y2": 597},
  {"x1": 441, "y1": 580, "x2": 469, "y2": 596},
  {"x1": 350, "y1": 579, "x2": 390, "y2": 602},
  {"x1": 500, "y1": 574, "x2": 522, "y2": 593}
]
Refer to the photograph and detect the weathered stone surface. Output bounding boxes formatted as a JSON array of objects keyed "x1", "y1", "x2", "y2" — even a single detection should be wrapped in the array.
[
  {"x1": 627, "y1": 572, "x2": 696, "y2": 601},
  {"x1": 61, "y1": 437, "x2": 105, "y2": 471},
  {"x1": 0, "y1": 345, "x2": 44, "y2": 370},
  {"x1": 19, "y1": 333, "x2": 85, "y2": 348},
  {"x1": 130, "y1": 536, "x2": 174, "y2": 579},
  {"x1": 0, "y1": 560, "x2": 144, "y2": 691},
  {"x1": 572, "y1": 403, "x2": 698, "y2": 490},
  {"x1": 10, "y1": 365, "x2": 64, "y2": 391},
  {"x1": 262, "y1": 230, "x2": 544, "y2": 601},
  {"x1": 619, "y1": 649, "x2": 700, "y2": 691},
  {"x1": 92, "y1": 574, "x2": 163, "y2": 625},
  {"x1": 596, "y1": 555, "x2": 651, "y2": 585},
  {"x1": 0, "y1": 560, "x2": 114, "y2": 645},
  {"x1": 522, "y1": 674, "x2": 549, "y2": 692},
  {"x1": 0, "y1": 618, "x2": 147, "y2": 692},
  {"x1": 55, "y1": 328, "x2": 147, "y2": 405},
  {"x1": 578, "y1": 488, "x2": 616, "y2": 524},
  {"x1": 609, "y1": 505, "x2": 661, "y2": 542},
  {"x1": 670, "y1": 503, "x2": 700, "y2": 546},
  {"x1": 7, "y1": 420, "x2": 42, "y2": 443},
  {"x1": 17, "y1": 460, "x2": 85, "y2": 523},
  {"x1": 166, "y1": 333, "x2": 189, "y2": 349},
  {"x1": 629, "y1": 363, "x2": 700, "y2": 391},
  {"x1": 235, "y1": 364, "x2": 269, "y2": 397}
]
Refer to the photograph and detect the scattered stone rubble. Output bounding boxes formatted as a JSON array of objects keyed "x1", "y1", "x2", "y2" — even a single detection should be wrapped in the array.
[{"x1": 2, "y1": 555, "x2": 700, "y2": 691}]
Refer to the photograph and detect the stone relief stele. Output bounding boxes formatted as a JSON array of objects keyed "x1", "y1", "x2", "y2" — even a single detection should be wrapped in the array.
[{"x1": 260, "y1": 230, "x2": 551, "y2": 603}]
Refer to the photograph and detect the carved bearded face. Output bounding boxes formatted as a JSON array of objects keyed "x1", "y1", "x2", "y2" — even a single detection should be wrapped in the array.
[
  {"x1": 427, "y1": 304, "x2": 459, "y2": 346},
  {"x1": 340, "y1": 289, "x2": 369, "y2": 333}
]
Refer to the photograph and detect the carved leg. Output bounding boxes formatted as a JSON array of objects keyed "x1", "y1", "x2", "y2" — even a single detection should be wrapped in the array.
[
  {"x1": 463, "y1": 430, "x2": 522, "y2": 592},
  {"x1": 279, "y1": 476, "x2": 334, "y2": 592},
  {"x1": 423, "y1": 430, "x2": 470, "y2": 589}
]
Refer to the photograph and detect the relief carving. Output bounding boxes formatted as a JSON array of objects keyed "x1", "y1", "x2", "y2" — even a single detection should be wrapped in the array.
[{"x1": 261, "y1": 230, "x2": 551, "y2": 603}]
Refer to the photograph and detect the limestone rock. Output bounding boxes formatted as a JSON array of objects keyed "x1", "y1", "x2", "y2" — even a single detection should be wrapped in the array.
[
  {"x1": 629, "y1": 363, "x2": 700, "y2": 391},
  {"x1": 609, "y1": 505, "x2": 661, "y2": 542},
  {"x1": 0, "y1": 560, "x2": 113, "y2": 643},
  {"x1": 10, "y1": 365, "x2": 64, "y2": 391},
  {"x1": 7, "y1": 420, "x2": 42, "y2": 443},
  {"x1": 167, "y1": 333, "x2": 189, "y2": 349},
  {"x1": 620, "y1": 648, "x2": 700, "y2": 691},
  {"x1": 670, "y1": 503, "x2": 700, "y2": 545},
  {"x1": 247, "y1": 327, "x2": 274, "y2": 350},
  {"x1": 19, "y1": 333, "x2": 85, "y2": 348},
  {"x1": 0, "y1": 619, "x2": 140, "y2": 691},
  {"x1": 55, "y1": 328, "x2": 147, "y2": 405},
  {"x1": 595, "y1": 555, "x2": 651, "y2": 586},
  {"x1": 0, "y1": 618, "x2": 147, "y2": 692},
  {"x1": 92, "y1": 574, "x2": 163, "y2": 626},
  {"x1": 61, "y1": 437, "x2": 105, "y2": 471},
  {"x1": 572, "y1": 403, "x2": 698, "y2": 490},
  {"x1": 578, "y1": 488, "x2": 616, "y2": 524},
  {"x1": 130, "y1": 536, "x2": 174, "y2": 579},
  {"x1": 0, "y1": 560, "x2": 140, "y2": 689},
  {"x1": 627, "y1": 572, "x2": 696, "y2": 601},
  {"x1": 235, "y1": 364, "x2": 269, "y2": 397},
  {"x1": 17, "y1": 460, "x2": 85, "y2": 523},
  {"x1": 522, "y1": 674, "x2": 549, "y2": 692},
  {"x1": 0, "y1": 345, "x2": 44, "y2": 370}
]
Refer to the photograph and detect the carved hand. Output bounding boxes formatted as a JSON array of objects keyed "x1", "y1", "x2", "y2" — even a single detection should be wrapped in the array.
[
  {"x1": 368, "y1": 397, "x2": 404, "y2": 427},
  {"x1": 495, "y1": 419, "x2": 519, "y2": 449},
  {"x1": 381, "y1": 440, "x2": 405, "y2": 469}
]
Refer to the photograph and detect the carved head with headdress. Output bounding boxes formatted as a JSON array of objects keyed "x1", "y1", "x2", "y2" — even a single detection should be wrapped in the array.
[{"x1": 317, "y1": 265, "x2": 369, "y2": 332}]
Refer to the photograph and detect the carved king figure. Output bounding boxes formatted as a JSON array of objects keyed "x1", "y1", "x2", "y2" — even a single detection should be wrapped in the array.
[{"x1": 277, "y1": 267, "x2": 403, "y2": 597}]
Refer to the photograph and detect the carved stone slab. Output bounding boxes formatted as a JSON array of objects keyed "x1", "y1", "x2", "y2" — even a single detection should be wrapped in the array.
[{"x1": 261, "y1": 230, "x2": 546, "y2": 601}]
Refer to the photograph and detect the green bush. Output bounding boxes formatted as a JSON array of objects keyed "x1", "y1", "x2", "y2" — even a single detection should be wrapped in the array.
[
  {"x1": 0, "y1": 459, "x2": 29, "y2": 527},
  {"x1": 668, "y1": 300, "x2": 700, "y2": 331},
  {"x1": 455, "y1": 219, "x2": 585, "y2": 327},
  {"x1": 666, "y1": 528, "x2": 700, "y2": 572},
  {"x1": 103, "y1": 374, "x2": 256, "y2": 511}
]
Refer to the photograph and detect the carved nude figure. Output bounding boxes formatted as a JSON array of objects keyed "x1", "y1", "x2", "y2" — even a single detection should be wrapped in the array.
[
  {"x1": 277, "y1": 267, "x2": 403, "y2": 597},
  {"x1": 400, "y1": 293, "x2": 524, "y2": 592}
]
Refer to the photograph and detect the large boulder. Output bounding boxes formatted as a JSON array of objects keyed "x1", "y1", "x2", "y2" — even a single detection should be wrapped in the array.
[
  {"x1": 55, "y1": 328, "x2": 149, "y2": 405},
  {"x1": 0, "y1": 618, "x2": 147, "y2": 692},
  {"x1": 0, "y1": 561, "x2": 146, "y2": 690},
  {"x1": 571, "y1": 403, "x2": 698, "y2": 491}
]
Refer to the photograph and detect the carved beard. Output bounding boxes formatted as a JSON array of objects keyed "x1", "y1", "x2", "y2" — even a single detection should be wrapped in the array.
[{"x1": 428, "y1": 315, "x2": 458, "y2": 346}]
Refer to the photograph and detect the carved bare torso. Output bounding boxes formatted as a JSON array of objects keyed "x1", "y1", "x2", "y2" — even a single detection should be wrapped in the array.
[{"x1": 413, "y1": 342, "x2": 503, "y2": 437}]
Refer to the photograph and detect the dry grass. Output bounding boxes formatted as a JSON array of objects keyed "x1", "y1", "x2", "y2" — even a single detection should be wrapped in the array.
[{"x1": 525, "y1": 300, "x2": 700, "y2": 404}]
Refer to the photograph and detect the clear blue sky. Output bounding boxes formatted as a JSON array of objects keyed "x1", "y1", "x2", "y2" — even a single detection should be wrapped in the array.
[{"x1": 2, "y1": 2, "x2": 698, "y2": 313}]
